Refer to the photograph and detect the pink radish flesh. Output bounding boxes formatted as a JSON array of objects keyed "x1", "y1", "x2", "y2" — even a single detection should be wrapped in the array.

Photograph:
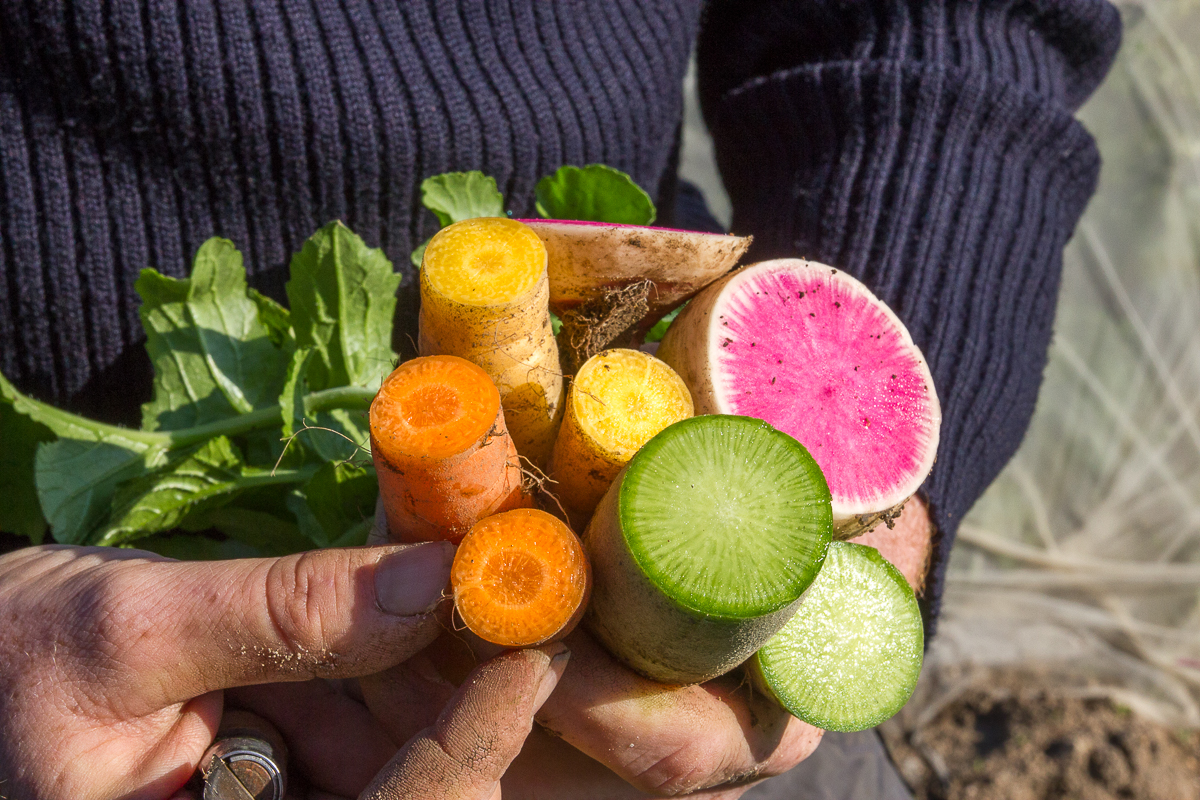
[{"x1": 713, "y1": 264, "x2": 938, "y2": 516}]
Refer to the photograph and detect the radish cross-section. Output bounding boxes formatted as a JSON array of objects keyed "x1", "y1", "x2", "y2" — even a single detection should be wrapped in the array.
[{"x1": 659, "y1": 259, "x2": 941, "y2": 538}]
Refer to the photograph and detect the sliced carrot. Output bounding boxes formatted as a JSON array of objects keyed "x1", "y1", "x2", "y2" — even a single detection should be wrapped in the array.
[
  {"x1": 370, "y1": 355, "x2": 528, "y2": 543},
  {"x1": 451, "y1": 508, "x2": 591, "y2": 647}
]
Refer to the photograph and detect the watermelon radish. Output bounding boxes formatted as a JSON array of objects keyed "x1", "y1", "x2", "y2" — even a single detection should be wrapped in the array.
[
  {"x1": 748, "y1": 541, "x2": 924, "y2": 731},
  {"x1": 657, "y1": 259, "x2": 941, "y2": 539},
  {"x1": 582, "y1": 414, "x2": 831, "y2": 685},
  {"x1": 520, "y1": 220, "x2": 751, "y2": 328}
]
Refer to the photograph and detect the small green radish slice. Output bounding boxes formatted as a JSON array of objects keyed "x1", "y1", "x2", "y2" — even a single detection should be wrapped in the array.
[
  {"x1": 749, "y1": 541, "x2": 923, "y2": 731},
  {"x1": 584, "y1": 414, "x2": 832, "y2": 684}
]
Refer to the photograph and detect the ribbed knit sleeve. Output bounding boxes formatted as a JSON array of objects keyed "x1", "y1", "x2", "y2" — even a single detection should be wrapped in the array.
[
  {"x1": 0, "y1": 1, "x2": 700, "y2": 419},
  {"x1": 697, "y1": 0, "x2": 1121, "y2": 634}
]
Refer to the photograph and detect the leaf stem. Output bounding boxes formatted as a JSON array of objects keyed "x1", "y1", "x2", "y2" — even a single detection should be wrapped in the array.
[
  {"x1": 163, "y1": 406, "x2": 283, "y2": 447},
  {"x1": 161, "y1": 385, "x2": 374, "y2": 446},
  {"x1": 239, "y1": 465, "x2": 321, "y2": 488},
  {"x1": 3, "y1": 371, "x2": 376, "y2": 450}
]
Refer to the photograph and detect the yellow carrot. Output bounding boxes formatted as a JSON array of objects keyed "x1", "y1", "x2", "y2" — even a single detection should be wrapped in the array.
[
  {"x1": 370, "y1": 355, "x2": 528, "y2": 543},
  {"x1": 451, "y1": 508, "x2": 591, "y2": 647},
  {"x1": 419, "y1": 217, "x2": 564, "y2": 467},
  {"x1": 548, "y1": 348, "x2": 693, "y2": 528}
]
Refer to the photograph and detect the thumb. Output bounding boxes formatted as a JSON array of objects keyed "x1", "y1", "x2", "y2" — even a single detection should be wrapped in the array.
[
  {"x1": 106, "y1": 542, "x2": 454, "y2": 708},
  {"x1": 362, "y1": 643, "x2": 570, "y2": 800}
]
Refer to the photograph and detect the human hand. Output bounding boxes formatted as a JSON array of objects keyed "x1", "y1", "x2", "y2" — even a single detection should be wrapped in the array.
[
  {"x1": 349, "y1": 496, "x2": 931, "y2": 800},
  {"x1": 499, "y1": 496, "x2": 935, "y2": 799},
  {"x1": 0, "y1": 541, "x2": 454, "y2": 800}
]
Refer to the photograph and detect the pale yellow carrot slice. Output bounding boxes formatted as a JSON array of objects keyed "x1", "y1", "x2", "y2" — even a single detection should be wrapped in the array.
[{"x1": 548, "y1": 349, "x2": 692, "y2": 528}]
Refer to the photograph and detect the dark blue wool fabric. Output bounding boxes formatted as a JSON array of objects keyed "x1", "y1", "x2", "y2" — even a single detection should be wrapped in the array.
[
  {"x1": 0, "y1": 0, "x2": 1120, "y2": 627},
  {"x1": 699, "y1": 0, "x2": 1120, "y2": 634}
]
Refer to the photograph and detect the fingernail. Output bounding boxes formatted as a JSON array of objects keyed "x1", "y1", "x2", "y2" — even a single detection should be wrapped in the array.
[
  {"x1": 533, "y1": 644, "x2": 571, "y2": 709},
  {"x1": 375, "y1": 542, "x2": 454, "y2": 616}
]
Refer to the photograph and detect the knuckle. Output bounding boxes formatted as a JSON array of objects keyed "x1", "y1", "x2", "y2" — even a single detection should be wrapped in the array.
[
  {"x1": 630, "y1": 736, "x2": 738, "y2": 797},
  {"x1": 263, "y1": 552, "x2": 355, "y2": 671}
]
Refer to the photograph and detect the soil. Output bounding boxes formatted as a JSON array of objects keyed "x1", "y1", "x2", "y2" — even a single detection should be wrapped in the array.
[{"x1": 881, "y1": 674, "x2": 1200, "y2": 800}]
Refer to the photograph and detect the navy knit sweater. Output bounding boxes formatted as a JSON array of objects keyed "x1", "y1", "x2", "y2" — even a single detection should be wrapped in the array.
[{"x1": 0, "y1": 0, "x2": 1120, "y2": 631}]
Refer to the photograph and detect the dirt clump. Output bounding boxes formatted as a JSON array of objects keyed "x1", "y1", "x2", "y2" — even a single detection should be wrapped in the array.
[
  {"x1": 557, "y1": 279, "x2": 652, "y2": 374},
  {"x1": 882, "y1": 676, "x2": 1200, "y2": 800}
]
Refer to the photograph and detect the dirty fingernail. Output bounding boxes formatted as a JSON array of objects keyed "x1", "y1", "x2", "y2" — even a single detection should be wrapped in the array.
[
  {"x1": 534, "y1": 644, "x2": 571, "y2": 709},
  {"x1": 375, "y1": 542, "x2": 454, "y2": 616}
]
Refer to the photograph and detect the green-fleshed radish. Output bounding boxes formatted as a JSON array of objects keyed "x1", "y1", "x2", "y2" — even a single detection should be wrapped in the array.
[
  {"x1": 583, "y1": 414, "x2": 832, "y2": 685},
  {"x1": 658, "y1": 259, "x2": 941, "y2": 539},
  {"x1": 748, "y1": 541, "x2": 924, "y2": 731}
]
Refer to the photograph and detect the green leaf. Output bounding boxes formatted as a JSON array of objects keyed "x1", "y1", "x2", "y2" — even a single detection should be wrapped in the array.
[
  {"x1": 182, "y1": 506, "x2": 311, "y2": 556},
  {"x1": 549, "y1": 311, "x2": 563, "y2": 337},
  {"x1": 139, "y1": 238, "x2": 290, "y2": 431},
  {"x1": 37, "y1": 440, "x2": 169, "y2": 545},
  {"x1": 0, "y1": 370, "x2": 164, "y2": 451},
  {"x1": 287, "y1": 490, "x2": 328, "y2": 548},
  {"x1": 289, "y1": 462, "x2": 378, "y2": 548},
  {"x1": 535, "y1": 164, "x2": 656, "y2": 225},
  {"x1": 135, "y1": 533, "x2": 265, "y2": 561},
  {"x1": 330, "y1": 518, "x2": 373, "y2": 548},
  {"x1": 248, "y1": 288, "x2": 294, "y2": 348},
  {"x1": 645, "y1": 302, "x2": 687, "y2": 343},
  {"x1": 286, "y1": 222, "x2": 401, "y2": 391},
  {"x1": 410, "y1": 240, "x2": 428, "y2": 269},
  {"x1": 309, "y1": 408, "x2": 371, "y2": 462},
  {"x1": 276, "y1": 348, "x2": 370, "y2": 462},
  {"x1": 2, "y1": 368, "x2": 170, "y2": 545},
  {"x1": 91, "y1": 437, "x2": 248, "y2": 547},
  {"x1": 0, "y1": 400, "x2": 54, "y2": 542},
  {"x1": 420, "y1": 171, "x2": 505, "y2": 227},
  {"x1": 279, "y1": 348, "x2": 314, "y2": 441}
]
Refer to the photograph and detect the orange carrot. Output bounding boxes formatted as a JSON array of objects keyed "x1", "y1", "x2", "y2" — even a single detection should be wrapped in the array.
[
  {"x1": 370, "y1": 355, "x2": 528, "y2": 543},
  {"x1": 451, "y1": 508, "x2": 591, "y2": 647}
]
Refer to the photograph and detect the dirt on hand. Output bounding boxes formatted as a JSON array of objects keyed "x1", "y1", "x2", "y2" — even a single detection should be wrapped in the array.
[{"x1": 881, "y1": 672, "x2": 1200, "y2": 800}]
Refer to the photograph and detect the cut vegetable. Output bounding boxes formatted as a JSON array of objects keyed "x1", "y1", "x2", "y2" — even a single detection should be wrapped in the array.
[
  {"x1": 658, "y1": 259, "x2": 941, "y2": 539},
  {"x1": 521, "y1": 220, "x2": 750, "y2": 332},
  {"x1": 370, "y1": 355, "x2": 527, "y2": 543},
  {"x1": 583, "y1": 415, "x2": 832, "y2": 685},
  {"x1": 419, "y1": 217, "x2": 564, "y2": 467},
  {"x1": 548, "y1": 349, "x2": 693, "y2": 528},
  {"x1": 749, "y1": 541, "x2": 924, "y2": 731},
  {"x1": 452, "y1": 508, "x2": 591, "y2": 647}
]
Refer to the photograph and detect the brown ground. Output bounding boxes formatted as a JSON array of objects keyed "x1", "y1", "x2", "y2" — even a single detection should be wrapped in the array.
[{"x1": 881, "y1": 675, "x2": 1200, "y2": 800}]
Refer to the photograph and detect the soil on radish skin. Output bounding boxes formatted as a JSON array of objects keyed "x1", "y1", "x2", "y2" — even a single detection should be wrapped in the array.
[{"x1": 882, "y1": 674, "x2": 1200, "y2": 800}]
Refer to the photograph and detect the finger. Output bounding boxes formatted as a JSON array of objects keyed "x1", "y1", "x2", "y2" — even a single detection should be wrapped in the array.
[
  {"x1": 227, "y1": 680, "x2": 397, "y2": 798},
  {"x1": 503, "y1": 724, "x2": 646, "y2": 799},
  {"x1": 359, "y1": 652, "x2": 458, "y2": 746},
  {"x1": 534, "y1": 630, "x2": 823, "y2": 796},
  {"x1": 362, "y1": 643, "x2": 571, "y2": 800},
  {"x1": 503, "y1": 726, "x2": 770, "y2": 800},
  {"x1": 854, "y1": 494, "x2": 933, "y2": 593},
  {"x1": 52, "y1": 542, "x2": 454, "y2": 711}
]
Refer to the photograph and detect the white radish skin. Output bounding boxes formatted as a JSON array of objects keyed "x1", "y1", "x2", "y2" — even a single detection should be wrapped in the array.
[
  {"x1": 521, "y1": 220, "x2": 751, "y2": 326},
  {"x1": 658, "y1": 259, "x2": 941, "y2": 538}
]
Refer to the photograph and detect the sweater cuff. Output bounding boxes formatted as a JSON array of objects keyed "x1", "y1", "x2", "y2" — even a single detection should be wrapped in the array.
[{"x1": 705, "y1": 59, "x2": 1101, "y2": 636}]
